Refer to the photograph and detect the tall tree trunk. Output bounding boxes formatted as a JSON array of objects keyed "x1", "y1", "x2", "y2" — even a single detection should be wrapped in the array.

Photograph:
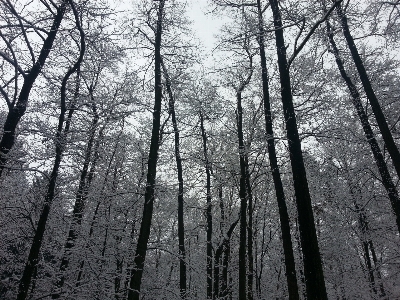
[
  {"x1": 214, "y1": 219, "x2": 238, "y2": 299},
  {"x1": 235, "y1": 49, "x2": 253, "y2": 299},
  {"x1": 17, "y1": 72, "x2": 81, "y2": 300},
  {"x1": 162, "y1": 58, "x2": 187, "y2": 299},
  {"x1": 326, "y1": 20, "x2": 400, "y2": 234},
  {"x1": 214, "y1": 185, "x2": 224, "y2": 299},
  {"x1": 336, "y1": 3, "x2": 400, "y2": 179},
  {"x1": 245, "y1": 157, "x2": 254, "y2": 300},
  {"x1": 127, "y1": 1, "x2": 165, "y2": 299},
  {"x1": 17, "y1": 10, "x2": 85, "y2": 295},
  {"x1": 256, "y1": 1, "x2": 299, "y2": 299},
  {"x1": 199, "y1": 111, "x2": 213, "y2": 299},
  {"x1": 268, "y1": 0, "x2": 328, "y2": 298},
  {"x1": 52, "y1": 101, "x2": 99, "y2": 298},
  {"x1": 0, "y1": 0, "x2": 68, "y2": 177}
]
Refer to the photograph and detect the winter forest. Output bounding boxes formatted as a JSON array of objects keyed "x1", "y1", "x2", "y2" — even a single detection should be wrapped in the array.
[{"x1": 1, "y1": 0, "x2": 400, "y2": 299}]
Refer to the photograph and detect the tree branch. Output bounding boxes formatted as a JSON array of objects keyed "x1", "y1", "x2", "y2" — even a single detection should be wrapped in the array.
[{"x1": 288, "y1": 0, "x2": 344, "y2": 67}]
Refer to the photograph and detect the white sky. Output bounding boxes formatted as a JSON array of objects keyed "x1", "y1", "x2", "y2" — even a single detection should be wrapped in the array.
[{"x1": 186, "y1": 1, "x2": 224, "y2": 52}]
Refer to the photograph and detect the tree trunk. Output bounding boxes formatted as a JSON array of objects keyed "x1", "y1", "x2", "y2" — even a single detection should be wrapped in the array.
[
  {"x1": 245, "y1": 156, "x2": 254, "y2": 300},
  {"x1": 326, "y1": 19, "x2": 400, "y2": 234},
  {"x1": 214, "y1": 219, "x2": 239, "y2": 299},
  {"x1": 127, "y1": 1, "x2": 165, "y2": 299},
  {"x1": 256, "y1": 1, "x2": 300, "y2": 299},
  {"x1": 199, "y1": 111, "x2": 213, "y2": 299},
  {"x1": 17, "y1": 66, "x2": 82, "y2": 300},
  {"x1": 52, "y1": 101, "x2": 99, "y2": 298},
  {"x1": 336, "y1": 3, "x2": 400, "y2": 179},
  {"x1": 268, "y1": 0, "x2": 328, "y2": 298},
  {"x1": 0, "y1": 0, "x2": 68, "y2": 177},
  {"x1": 162, "y1": 59, "x2": 187, "y2": 299},
  {"x1": 237, "y1": 88, "x2": 249, "y2": 300}
]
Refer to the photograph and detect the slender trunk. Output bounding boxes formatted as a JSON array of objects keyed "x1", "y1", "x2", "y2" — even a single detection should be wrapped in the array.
[
  {"x1": 268, "y1": 1, "x2": 328, "y2": 298},
  {"x1": 127, "y1": 1, "x2": 165, "y2": 299},
  {"x1": 256, "y1": 1, "x2": 299, "y2": 298},
  {"x1": 162, "y1": 59, "x2": 187, "y2": 299},
  {"x1": 17, "y1": 69, "x2": 81, "y2": 300},
  {"x1": 214, "y1": 185, "x2": 224, "y2": 299},
  {"x1": 237, "y1": 90, "x2": 248, "y2": 300},
  {"x1": 327, "y1": 20, "x2": 400, "y2": 233},
  {"x1": 0, "y1": 0, "x2": 68, "y2": 176},
  {"x1": 233, "y1": 41, "x2": 254, "y2": 300},
  {"x1": 336, "y1": 3, "x2": 400, "y2": 179},
  {"x1": 368, "y1": 241, "x2": 386, "y2": 298},
  {"x1": 52, "y1": 101, "x2": 99, "y2": 298},
  {"x1": 17, "y1": 15, "x2": 84, "y2": 293},
  {"x1": 115, "y1": 236, "x2": 123, "y2": 300},
  {"x1": 245, "y1": 157, "x2": 254, "y2": 300},
  {"x1": 199, "y1": 112, "x2": 213, "y2": 299},
  {"x1": 214, "y1": 218, "x2": 238, "y2": 299},
  {"x1": 75, "y1": 126, "x2": 122, "y2": 286}
]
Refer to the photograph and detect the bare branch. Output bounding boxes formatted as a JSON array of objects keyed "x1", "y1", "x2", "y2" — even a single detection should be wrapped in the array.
[
  {"x1": 0, "y1": 31, "x2": 26, "y2": 77},
  {"x1": 288, "y1": 0, "x2": 344, "y2": 67}
]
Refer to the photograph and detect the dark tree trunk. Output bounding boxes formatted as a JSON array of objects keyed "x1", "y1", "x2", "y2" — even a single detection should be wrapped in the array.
[
  {"x1": 52, "y1": 101, "x2": 99, "y2": 298},
  {"x1": 256, "y1": 1, "x2": 299, "y2": 299},
  {"x1": 214, "y1": 185, "x2": 224, "y2": 299},
  {"x1": 368, "y1": 241, "x2": 386, "y2": 298},
  {"x1": 237, "y1": 103, "x2": 247, "y2": 300},
  {"x1": 199, "y1": 111, "x2": 213, "y2": 299},
  {"x1": 268, "y1": 0, "x2": 328, "y2": 298},
  {"x1": 17, "y1": 71, "x2": 81, "y2": 300},
  {"x1": 214, "y1": 219, "x2": 238, "y2": 299},
  {"x1": 162, "y1": 59, "x2": 187, "y2": 299},
  {"x1": 0, "y1": 0, "x2": 68, "y2": 176},
  {"x1": 336, "y1": 3, "x2": 400, "y2": 179},
  {"x1": 127, "y1": 1, "x2": 165, "y2": 299},
  {"x1": 17, "y1": 12, "x2": 85, "y2": 295},
  {"x1": 235, "y1": 59, "x2": 253, "y2": 299},
  {"x1": 245, "y1": 157, "x2": 254, "y2": 300},
  {"x1": 327, "y1": 20, "x2": 400, "y2": 234}
]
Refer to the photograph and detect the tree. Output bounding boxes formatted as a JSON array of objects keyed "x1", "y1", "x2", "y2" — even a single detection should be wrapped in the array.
[
  {"x1": 0, "y1": 0, "x2": 68, "y2": 176},
  {"x1": 268, "y1": 0, "x2": 328, "y2": 298},
  {"x1": 161, "y1": 57, "x2": 187, "y2": 299},
  {"x1": 256, "y1": 0, "x2": 299, "y2": 298},
  {"x1": 127, "y1": 1, "x2": 165, "y2": 299},
  {"x1": 335, "y1": 2, "x2": 400, "y2": 179},
  {"x1": 326, "y1": 15, "x2": 400, "y2": 234},
  {"x1": 16, "y1": 2, "x2": 85, "y2": 297}
]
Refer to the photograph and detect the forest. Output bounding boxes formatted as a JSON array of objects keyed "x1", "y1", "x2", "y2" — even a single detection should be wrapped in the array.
[{"x1": 0, "y1": 0, "x2": 400, "y2": 299}]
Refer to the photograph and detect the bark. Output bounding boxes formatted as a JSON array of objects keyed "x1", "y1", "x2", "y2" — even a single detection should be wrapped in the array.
[
  {"x1": 245, "y1": 157, "x2": 254, "y2": 300},
  {"x1": 17, "y1": 72, "x2": 81, "y2": 300},
  {"x1": 199, "y1": 111, "x2": 213, "y2": 299},
  {"x1": 52, "y1": 100, "x2": 99, "y2": 298},
  {"x1": 256, "y1": 1, "x2": 300, "y2": 299},
  {"x1": 0, "y1": 0, "x2": 68, "y2": 176},
  {"x1": 127, "y1": 1, "x2": 165, "y2": 299},
  {"x1": 336, "y1": 3, "x2": 400, "y2": 179},
  {"x1": 17, "y1": 8, "x2": 85, "y2": 295},
  {"x1": 214, "y1": 219, "x2": 239, "y2": 299},
  {"x1": 327, "y1": 20, "x2": 400, "y2": 234},
  {"x1": 268, "y1": 0, "x2": 328, "y2": 298},
  {"x1": 235, "y1": 48, "x2": 253, "y2": 300},
  {"x1": 162, "y1": 58, "x2": 187, "y2": 299}
]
